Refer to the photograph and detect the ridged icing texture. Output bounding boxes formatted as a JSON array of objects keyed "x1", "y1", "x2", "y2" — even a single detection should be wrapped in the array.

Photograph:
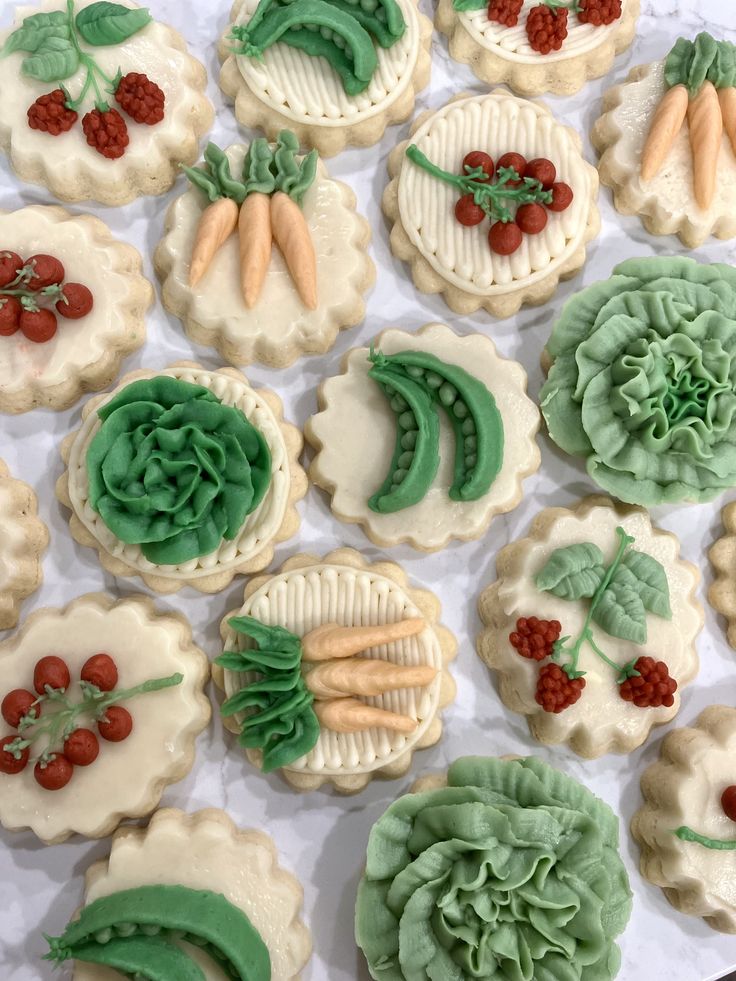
[
  {"x1": 541, "y1": 257, "x2": 736, "y2": 506},
  {"x1": 397, "y1": 93, "x2": 590, "y2": 295},
  {"x1": 355, "y1": 755, "x2": 632, "y2": 980}
]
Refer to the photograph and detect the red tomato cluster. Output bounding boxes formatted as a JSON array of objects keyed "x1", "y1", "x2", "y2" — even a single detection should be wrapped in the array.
[{"x1": 0, "y1": 251, "x2": 94, "y2": 343}]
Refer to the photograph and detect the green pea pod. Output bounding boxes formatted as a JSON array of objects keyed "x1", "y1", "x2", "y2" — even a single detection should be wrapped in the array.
[
  {"x1": 368, "y1": 364, "x2": 441, "y2": 514},
  {"x1": 322, "y1": 0, "x2": 405, "y2": 47},
  {"x1": 59, "y1": 935, "x2": 206, "y2": 981}
]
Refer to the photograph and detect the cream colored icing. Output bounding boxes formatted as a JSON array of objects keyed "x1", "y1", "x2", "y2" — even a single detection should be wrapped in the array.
[
  {"x1": 76, "y1": 809, "x2": 311, "y2": 981},
  {"x1": 397, "y1": 92, "x2": 591, "y2": 295},
  {"x1": 0, "y1": 207, "x2": 144, "y2": 397},
  {"x1": 491, "y1": 504, "x2": 701, "y2": 753},
  {"x1": 458, "y1": 0, "x2": 628, "y2": 64},
  {"x1": 0, "y1": 0, "x2": 207, "y2": 184},
  {"x1": 158, "y1": 146, "x2": 370, "y2": 361},
  {"x1": 307, "y1": 323, "x2": 540, "y2": 550},
  {"x1": 66, "y1": 366, "x2": 292, "y2": 581},
  {"x1": 222, "y1": 562, "x2": 443, "y2": 775},
  {"x1": 0, "y1": 596, "x2": 209, "y2": 843},
  {"x1": 0, "y1": 483, "x2": 26, "y2": 594},
  {"x1": 233, "y1": 0, "x2": 420, "y2": 125}
]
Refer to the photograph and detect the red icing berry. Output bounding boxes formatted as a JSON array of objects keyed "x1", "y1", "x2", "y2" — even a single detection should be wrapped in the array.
[
  {"x1": 509, "y1": 616, "x2": 562, "y2": 661},
  {"x1": 489, "y1": 220, "x2": 523, "y2": 255},
  {"x1": 526, "y1": 5, "x2": 569, "y2": 55},
  {"x1": 56, "y1": 282, "x2": 94, "y2": 320},
  {"x1": 80, "y1": 653, "x2": 118, "y2": 692},
  {"x1": 27, "y1": 89, "x2": 78, "y2": 136},
  {"x1": 525, "y1": 157, "x2": 557, "y2": 189},
  {"x1": 0, "y1": 251, "x2": 23, "y2": 288},
  {"x1": 577, "y1": 0, "x2": 622, "y2": 25},
  {"x1": 20, "y1": 309, "x2": 58, "y2": 344},
  {"x1": 516, "y1": 203, "x2": 548, "y2": 234},
  {"x1": 619, "y1": 656, "x2": 678, "y2": 708},
  {"x1": 1, "y1": 689, "x2": 39, "y2": 728},
  {"x1": 33, "y1": 656, "x2": 70, "y2": 695},
  {"x1": 26, "y1": 254, "x2": 64, "y2": 291},
  {"x1": 496, "y1": 152, "x2": 527, "y2": 188},
  {"x1": 462, "y1": 150, "x2": 494, "y2": 181},
  {"x1": 455, "y1": 194, "x2": 486, "y2": 227},
  {"x1": 82, "y1": 108, "x2": 129, "y2": 160},
  {"x1": 547, "y1": 182, "x2": 574, "y2": 212},
  {"x1": 0, "y1": 297, "x2": 22, "y2": 336},
  {"x1": 721, "y1": 786, "x2": 736, "y2": 823},
  {"x1": 115, "y1": 72, "x2": 165, "y2": 125},
  {"x1": 63, "y1": 728, "x2": 100, "y2": 766},
  {"x1": 487, "y1": 0, "x2": 523, "y2": 26},
  {"x1": 0, "y1": 736, "x2": 29, "y2": 774},
  {"x1": 34, "y1": 754, "x2": 73, "y2": 791},
  {"x1": 98, "y1": 705, "x2": 133, "y2": 742},
  {"x1": 535, "y1": 662, "x2": 586, "y2": 713}
]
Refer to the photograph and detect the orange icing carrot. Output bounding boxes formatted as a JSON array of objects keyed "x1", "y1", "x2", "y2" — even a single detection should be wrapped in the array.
[
  {"x1": 688, "y1": 81, "x2": 723, "y2": 210},
  {"x1": 640, "y1": 84, "x2": 689, "y2": 181}
]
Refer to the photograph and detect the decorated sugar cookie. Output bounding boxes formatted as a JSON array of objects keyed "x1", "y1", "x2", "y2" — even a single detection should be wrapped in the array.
[
  {"x1": 155, "y1": 135, "x2": 374, "y2": 368},
  {"x1": 594, "y1": 33, "x2": 736, "y2": 247},
  {"x1": 356, "y1": 756, "x2": 633, "y2": 980},
  {"x1": 383, "y1": 91, "x2": 600, "y2": 317},
  {"x1": 0, "y1": 460, "x2": 48, "y2": 631},
  {"x1": 0, "y1": 0, "x2": 213, "y2": 205},
  {"x1": 212, "y1": 548, "x2": 457, "y2": 793},
  {"x1": 477, "y1": 497, "x2": 702, "y2": 757},
  {"x1": 436, "y1": 0, "x2": 639, "y2": 96},
  {"x1": 633, "y1": 706, "x2": 736, "y2": 933},
  {"x1": 218, "y1": 0, "x2": 431, "y2": 156},
  {"x1": 709, "y1": 503, "x2": 736, "y2": 650},
  {"x1": 305, "y1": 323, "x2": 540, "y2": 550},
  {"x1": 0, "y1": 205, "x2": 151, "y2": 413},
  {"x1": 56, "y1": 363, "x2": 307, "y2": 594},
  {"x1": 0, "y1": 594, "x2": 209, "y2": 844},
  {"x1": 44, "y1": 807, "x2": 312, "y2": 979}
]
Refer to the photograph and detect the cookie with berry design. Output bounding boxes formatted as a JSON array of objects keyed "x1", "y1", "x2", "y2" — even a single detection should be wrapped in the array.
[
  {"x1": 0, "y1": 459, "x2": 48, "y2": 632},
  {"x1": 0, "y1": 593, "x2": 210, "y2": 844},
  {"x1": 633, "y1": 706, "x2": 736, "y2": 933},
  {"x1": 0, "y1": 1, "x2": 213, "y2": 206},
  {"x1": 383, "y1": 91, "x2": 600, "y2": 318},
  {"x1": 436, "y1": 0, "x2": 638, "y2": 96},
  {"x1": 477, "y1": 496, "x2": 703, "y2": 758},
  {"x1": 0, "y1": 205, "x2": 151, "y2": 414}
]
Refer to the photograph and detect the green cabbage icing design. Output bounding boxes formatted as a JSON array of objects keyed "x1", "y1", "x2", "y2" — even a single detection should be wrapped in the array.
[
  {"x1": 540, "y1": 257, "x2": 736, "y2": 506},
  {"x1": 86, "y1": 376, "x2": 271, "y2": 565},
  {"x1": 356, "y1": 756, "x2": 632, "y2": 981},
  {"x1": 665, "y1": 32, "x2": 736, "y2": 95}
]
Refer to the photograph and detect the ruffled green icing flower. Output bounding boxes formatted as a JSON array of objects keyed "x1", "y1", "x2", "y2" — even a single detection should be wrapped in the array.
[
  {"x1": 540, "y1": 257, "x2": 736, "y2": 506},
  {"x1": 356, "y1": 756, "x2": 632, "y2": 981},
  {"x1": 86, "y1": 376, "x2": 271, "y2": 565}
]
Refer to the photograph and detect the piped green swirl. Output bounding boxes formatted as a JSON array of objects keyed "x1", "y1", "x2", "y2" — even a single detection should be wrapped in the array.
[
  {"x1": 665, "y1": 32, "x2": 736, "y2": 95},
  {"x1": 356, "y1": 756, "x2": 632, "y2": 981}
]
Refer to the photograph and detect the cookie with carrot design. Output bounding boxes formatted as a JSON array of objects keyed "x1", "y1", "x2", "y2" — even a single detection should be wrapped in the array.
[
  {"x1": 594, "y1": 32, "x2": 736, "y2": 247},
  {"x1": 155, "y1": 134, "x2": 374, "y2": 368}
]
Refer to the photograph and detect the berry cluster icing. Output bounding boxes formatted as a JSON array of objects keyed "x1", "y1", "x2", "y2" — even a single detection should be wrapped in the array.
[
  {"x1": 0, "y1": 250, "x2": 93, "y2": 343},
  {"x1": 454, "y1": 0, "x2": 621, "y2": 53}
]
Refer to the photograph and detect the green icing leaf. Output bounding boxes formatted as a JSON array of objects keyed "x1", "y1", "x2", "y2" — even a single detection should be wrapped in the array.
[
  {"x1": 75, "y1": 1, "x2": 152, "y2": 46},
  {"x1": 243, "y1": 138, "x2": 277, "y2": 196},
  {"x1": 272, "y1": 130, "x2": 318, "y2": 204},
  {"x1": 451, "y1": 0, "x2": 486, "y2": 9},
  {"x1": 665, "y1": 32, "x2": 736, "y2": 93},
  {"x1": 21, "y1": 36, "x2": 79, "y2": 83},
  {"x1": 201, "y1": 143, "x2": 247, "y2": 203},
  {"x1": 592, "y1": 579, "x2": 647, "y2": 645},
  {"x1": 536, "y1": 542, "x2": 606, "y2": 601},
  {"x1": 616, "y1": 549, "x2": 672, "y2": 619},
  {"x1": 3, "y1": 11, "x2": 71, "y2": 55}
]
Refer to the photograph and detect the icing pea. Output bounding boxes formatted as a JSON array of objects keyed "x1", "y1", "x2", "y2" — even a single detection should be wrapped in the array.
[
  {"x1": 439, "y1": 383, "x2": 456, "y2": 406},
  {"x1": 398, "y1": 451, "x2": 414, "y2": 469},
  {"x1": 425, "y1": 372, "x2": 443, "y2": 389},
  {"x1": 406, "y1": 365, "x2": 424, "y2": 378},
  {"x1": 115, "y1": 922, "x2": 137, "y2": 938},
  {"x1": 320, "y1": 25, "x2": 332, "y2": 37},
  {"x1": 362, "y1": 0, "x2": 378, "y2": 10},
  {"x1": 390, "y1": 394, "x2": 408, "y2": 412},
  {"x1": 398, "y1": 411, "x2": 415, "y2": 430},
  {"x1": 465, "y1": 454, "x2": 477, "y2": 469},
  {"x1": 140, "y1": 924, "x2": 161, "y2": 936},
  {"x1": 462, "y1": 418, "x2": 476, "y2": 436},
  {"x1": 465, "y1": 435, "x2": 477, "y2": 452},
  {"x1": 453, "y1": 400, "x2": 468, "y2": 419},
  {"x1": 393, "y1": 469, "x2": 408, "y2": 484},
  {"x1": 94, "y1": 928, "x2": 113, "y2": 944},
  {"x1": 401, "y1": 431, "x2": 418, "y2": 450}
]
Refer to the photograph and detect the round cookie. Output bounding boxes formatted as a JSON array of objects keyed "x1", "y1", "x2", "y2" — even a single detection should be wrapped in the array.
[
  {"x1": 0, "y1": 593, "x2": 210, "y2": 844},
  {"x1": 477, "y1": 496, "x2": 702, "y2": 757},
  {"x1": 383, "y1": 91, "x2": 600, "y2": 317},
  {"x1": 0, "y1": 459, "x2": 48, "y2": 631},
  {"x1": 709, "y1": 502, "x2": 736, "y2": 650},
  {"x1": 0, "y1": 205, "x2": 151, "y2": 413}
]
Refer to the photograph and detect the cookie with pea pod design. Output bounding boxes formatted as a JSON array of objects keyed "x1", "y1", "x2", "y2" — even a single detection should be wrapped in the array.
[{"x1": 305, "y1": 323, "x2": 540, "y2": 551}]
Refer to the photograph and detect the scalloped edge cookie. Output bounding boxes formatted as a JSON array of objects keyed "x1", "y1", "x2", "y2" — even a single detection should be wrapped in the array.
[
  {"x1": 212, "y1": 547, "x2": 457, "y2": 794},
  {"x1": 217, "y1": 0, "x2": 432, "y2": 157},
  {"x1": 708, "y1": 501, "x2": 736, "y2": 650},
  {"x1": 382, "y1": 91, "x2": 601, "y2": 318},
  {"x1": 0, "y1": 459, "x2": 48, "y2": 631},
  {"x1": 435, "y1": 0, "x2": 639, "y2": 96},
  {"x1": 56, "y1": 361, "x2": 308, "y2": 594}
]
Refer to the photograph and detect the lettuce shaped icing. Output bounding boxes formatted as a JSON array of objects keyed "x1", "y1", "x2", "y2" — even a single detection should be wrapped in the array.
[
  {"x1": 540, "y1": 257, "x2": 736, "y2": 506},
  {"x1": 355, "y1": 756, "x2": 632, "y2": 981}
]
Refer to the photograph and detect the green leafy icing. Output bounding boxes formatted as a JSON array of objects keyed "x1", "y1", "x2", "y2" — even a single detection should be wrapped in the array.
[
  {"x1": 675, "y1": 826, "x2": 736, "y2": 850},
  {"x1": 216, "y1": 615, "x2": 320, "y2": 773},
  {"x1": 272, "y1": 130, "x2": 318, "y2": 203},
  {"x1": 355, "y1": 755, "x2": 633, "y2": 981},
  {"x1": 75, "y1": 2, "x2": 152, "y2": 47},
  {"x1": 44, "y1": 885, "x2": 271, "y2": 981},
  {"x1": 665, "y1": 32, "x2": 736, "y2": 94},
  {"x1": 180, "y1": 143, "x2": 248, "y2": 204},
  {"x1": 540, "y1": 257, "x2": 736, "y2": 507},
  {"x1": 86, "y1": 376, "x2": 271, "y2": 566}
]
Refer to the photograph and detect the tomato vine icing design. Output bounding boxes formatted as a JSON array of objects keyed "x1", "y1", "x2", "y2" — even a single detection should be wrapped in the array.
[
  {"x1": 366, "y1": 347, "x2": 503, "y2": 513},
  {"x1": 0, "y1": 652, "x2": 182, "y2": 791},
  {"x1": 182, "y1": 132, "x2": 319, "y2": 309},
  {"x1": 675, "y1": 785, "x2": 736, "y2": 851},
  {"x1": 45, "y1": 884, "x2": 270, "y2": 980},
  {"x1": 641, "y1": 32, "x2": 736, "y2": 209},
  {"x1": 2, "y1": 1, "x2": 165, "y2": 159},
  {"x1": 405, "y1": 145, "x2": 573, "y2": 256},
  {"x1": 0, "y1": 249, "x2": 93, "y2": 343},
  {"x1": 510, "y1": 526, "x2": 677, "y2": 714},
  {"x1": 229, "y1": 0, "x2": 406, "y2": 96}
]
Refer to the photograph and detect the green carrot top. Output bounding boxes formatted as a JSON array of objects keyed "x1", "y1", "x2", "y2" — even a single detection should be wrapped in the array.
[{"x1": 665, "y1": 32, "x2": 736, "y2": 95}]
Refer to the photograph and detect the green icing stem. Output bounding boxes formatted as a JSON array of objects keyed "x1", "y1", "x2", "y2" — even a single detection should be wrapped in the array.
[
  {"x1": 60, "y1": 935, "x2": 206, "y2": 981},
  {"x1": 44, "y1": 885, "x2": 270, "y2": 981},
  {"x1": 243, "y1": 138, "x2": 277, "y2": 197},
  {"x1": 272, "y1": 130, "x2": 319, "y2": 204},
  {"x1": 665, "y1": 32, "x2": 736, "y2": 94},
  {"x1": 675, "y1": 826, "x2": 736, "y2": 849},
  {"x1": 181, "y1": 143, "x2": 247, "y2": 204}
]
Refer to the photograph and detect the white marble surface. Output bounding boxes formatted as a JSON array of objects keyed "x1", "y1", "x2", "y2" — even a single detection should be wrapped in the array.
[{"x1": 1, "y1": 0, "x2": 736, "y2": 979}]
